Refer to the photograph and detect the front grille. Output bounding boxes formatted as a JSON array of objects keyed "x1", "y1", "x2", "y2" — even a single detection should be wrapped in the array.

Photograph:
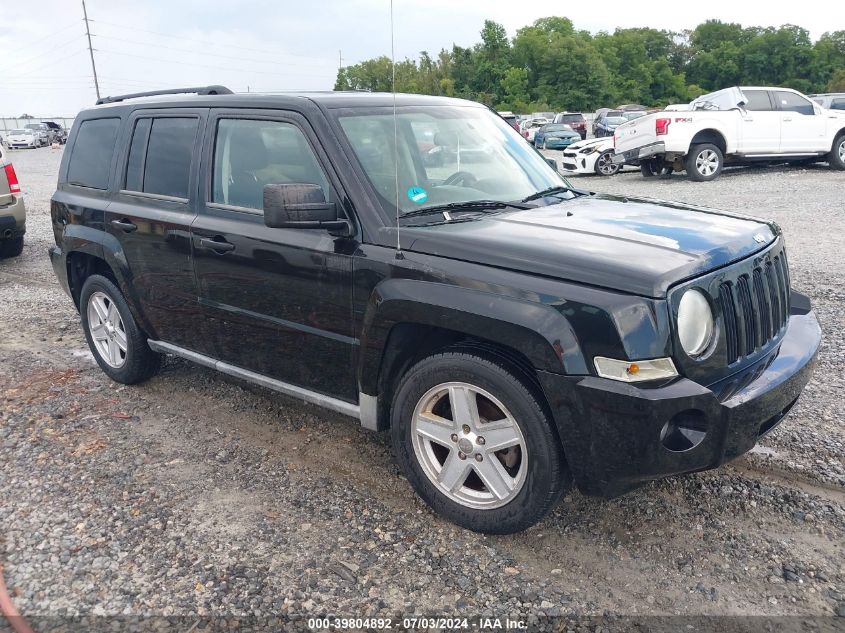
[{"x1": 717, "y1": 252, "x2": 791, "y2": 365}]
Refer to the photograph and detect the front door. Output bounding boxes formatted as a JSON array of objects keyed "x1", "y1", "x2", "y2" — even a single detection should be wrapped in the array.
[
  {"x1": 736, "y1": 89, "x2": 781, "y2": 154},
  {"x1": 191, "y1": 110, "x2": 358, "y2": 402},
  {"x1": 773, "y1": 90, "x2": 828, "y2": 153},
  {"x1": 106, "y1": 108, "x2": 214, "y2": 355}
]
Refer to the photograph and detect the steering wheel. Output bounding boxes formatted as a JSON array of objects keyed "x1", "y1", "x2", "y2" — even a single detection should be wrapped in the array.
[{"x1": 442, "y1": 171, "x2": 478, "y2": 187}]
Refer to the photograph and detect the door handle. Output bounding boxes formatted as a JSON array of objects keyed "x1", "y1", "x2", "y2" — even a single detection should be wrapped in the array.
[
  {"x1": 783, "y1": 117, "x2": 792, "y2": 122},
  {"x1": 198, "y1": 237, "x2": 235, "y2": 253},
  {"x1": 111, "y1": 218, "x2": 137, "y2": 232}
]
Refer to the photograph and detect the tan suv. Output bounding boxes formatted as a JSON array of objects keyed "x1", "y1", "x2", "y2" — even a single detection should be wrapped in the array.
[{"x1": 0, "y1": 145, "x2": 25, "y2": 258}]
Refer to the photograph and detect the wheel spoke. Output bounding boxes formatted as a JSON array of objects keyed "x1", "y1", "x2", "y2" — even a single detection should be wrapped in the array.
[
  {"x1": 107, "y1": 301, "x2": 120, "y2": 325},
  {"x1": 473, "y1": 456, "x2": 515, "y2": 500},
  {"x1": 415, "y1": 411, "x2": 456, "y2": 445},
  {"x1": 113, "y1": 328, "x2": 128, "y2": 352},
  {"x1": 90, "y1": 324, "x2": 108, "y2": 342},
  {"x1": 438, "y1": 452, "x2": 472, "y2": 492},
  {"x1": 108, "y1": 339, "x2": 121, "y2": 366},
  {"x1": 480, "y1": 420, "x2": 522, "y2": 452},
  {"x1": 91, "y1": 296, "x2": 108, "y2": 322},
  {"x1": 448, "y1": 385, "x2": 480, "y2": 428}
]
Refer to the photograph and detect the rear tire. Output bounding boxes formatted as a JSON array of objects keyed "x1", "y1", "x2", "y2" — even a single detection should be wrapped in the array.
[
  {"x1": 80, "y1": 274, "x2": 162, "y2": 384},
  {"x1": 390, "y1": 351, "x2": 569, "y2": 534},
  {"x1": 685, "y1": 143, "x2": 723, "y2": 181},
  {"x1": 640, "y1": 158, "x2": 671, "y2": 178},
  {"x1": 829, "y1": 133, "x2": 845, "y2": 170},
  {"x1": 0, "y1": 236, "x2": 23, "y2": 258}
]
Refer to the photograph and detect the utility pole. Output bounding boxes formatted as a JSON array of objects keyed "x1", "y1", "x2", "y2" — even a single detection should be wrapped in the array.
[
  {"x1": 82, "y1": 0, "x2": 100, "y2": 100},
  {"x1": 338, "y1": 49, "x2": 343, "y2": 71}
]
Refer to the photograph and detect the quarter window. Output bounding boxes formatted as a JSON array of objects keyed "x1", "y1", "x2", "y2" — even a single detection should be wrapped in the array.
[
  {"x1": 124, "y1": 117, "x2": 197, "y2": 199},
  {"x1": 212, "y1": 119, "x2": 329, "y2": 210},
  {"x1": 67, "y1": 118, "x2": 120, "y2": 189},
  {"x1": 775, "y1": 91, "x2": 815, "y2": 115},
  {"x1": 831, "y1": 98, "x2": 845, "y2": 111}
]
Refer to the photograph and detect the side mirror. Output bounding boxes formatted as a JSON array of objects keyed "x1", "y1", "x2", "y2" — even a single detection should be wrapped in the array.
[
  {"x1": 263, "y1": 183, "x2": 350, "y2": 234},
  {"x1": 545, "y1": 157, "x2": 558, "y2": 171}
]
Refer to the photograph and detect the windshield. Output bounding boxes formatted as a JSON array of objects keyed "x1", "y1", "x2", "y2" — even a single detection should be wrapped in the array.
[
  {"x1": 11, "y1": 129, "x2": 29, "y2": 134},
  {"x1": 604, "y1": 117, "x2": 627, "y2": 125},
  {"x1": 336, "y1": 105, "x2": 572, "y2": 220},
  {"x1": 622, "y1": 111, "x2": 646, "y2": 120}
]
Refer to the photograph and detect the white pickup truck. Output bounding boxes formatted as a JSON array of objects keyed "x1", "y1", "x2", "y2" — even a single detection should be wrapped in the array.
[{"x1": 612, "y1": 86, "x2": 845, "y2": 181}]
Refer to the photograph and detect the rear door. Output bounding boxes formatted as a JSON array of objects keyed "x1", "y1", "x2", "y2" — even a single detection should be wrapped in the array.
[
  {"x1": 191, "y1": 109, "x2": 357, "y2": 401},
  {"x1": 773, "y1": 90, "x2": 828, "y2": 153},
  {"x1": 736, "y1": 89, "x2": 781, "y2": 154},
  {"x1": 107, "y1": 108, "x2": 214, "y2": 355}
]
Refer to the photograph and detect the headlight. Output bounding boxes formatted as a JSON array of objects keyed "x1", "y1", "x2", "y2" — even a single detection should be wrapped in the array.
[
  {"x1": 677, "y1": 289, "x2": 714, "y2": 356},
  {"x1": 580, "y1": 146, "x2": 598, "y2": 155}
]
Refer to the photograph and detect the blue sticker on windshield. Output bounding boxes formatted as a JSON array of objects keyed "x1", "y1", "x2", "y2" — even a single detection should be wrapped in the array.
[{"x1": 407, "y1": 186, "x2": 428, "y2": 204}]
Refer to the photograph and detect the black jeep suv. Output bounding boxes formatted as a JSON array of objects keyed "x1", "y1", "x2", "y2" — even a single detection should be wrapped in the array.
[{"x1": 49, "y1": 86, "x2": 820, "y2": 533}]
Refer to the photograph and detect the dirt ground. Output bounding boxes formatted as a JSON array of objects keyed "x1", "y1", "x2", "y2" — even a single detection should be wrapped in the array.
[{"x1": 1, "y1": 147, "x2": 843, "y2": 627}]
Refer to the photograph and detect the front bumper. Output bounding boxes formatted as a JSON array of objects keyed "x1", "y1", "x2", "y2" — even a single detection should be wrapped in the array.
[
  {"x1": 561, "y1": 151, "x2": 598, "y2": 174},
  {"x1": 611, "y1": 141, "x2": 666, "y2": 165},
  {"x1": 538, "y1": 306, "x2": 821, "y2": 498}
]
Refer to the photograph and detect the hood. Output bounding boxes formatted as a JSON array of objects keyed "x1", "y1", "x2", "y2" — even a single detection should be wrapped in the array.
[
  {"x1": 402, "y1": 194, "x2": 777, "y2": 297},
  {"x1": 566, "y1": 138, "x2": 612, "y2": 152}
]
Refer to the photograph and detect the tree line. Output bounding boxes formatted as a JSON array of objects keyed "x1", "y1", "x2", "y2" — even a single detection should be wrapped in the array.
[{"x1": 333, "y1": 18, "x2": 845, "y2": 113}]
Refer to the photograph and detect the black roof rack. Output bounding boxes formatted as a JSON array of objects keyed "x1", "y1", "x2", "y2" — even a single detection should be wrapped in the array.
[{"x1": 96, "y1": 85, "x2": 233, "y2": 105}]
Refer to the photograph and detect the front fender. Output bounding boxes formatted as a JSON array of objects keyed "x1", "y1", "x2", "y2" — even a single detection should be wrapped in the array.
[{"x1": 357, "y1": 278, "x2": 588, "y2": 396}]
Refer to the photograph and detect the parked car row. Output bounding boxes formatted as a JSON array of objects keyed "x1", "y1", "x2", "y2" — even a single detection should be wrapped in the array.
[{"x1": 3, "y1": 121, "x2": 67, "y2": 149}]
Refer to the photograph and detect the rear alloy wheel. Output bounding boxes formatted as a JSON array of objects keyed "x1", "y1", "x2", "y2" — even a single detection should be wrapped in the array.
[
  {"x1": 640, "y1": 158, "x2": 672, "y2": 178},
  {"x1": 829, "y1": 134, "x2": 845, "y2": 170},
  {"x1": 80, "y1": 274, "x2": 162, "y2": 384},
  {"x1": 595, "y1": 150, "x2": 620, "y2": 176},
  {"x1": 391, "y1": 351, "x2": 569, "y2": 533},
  {"x1": 685, "y1": 143, "x2": 723, "y2": 181}
]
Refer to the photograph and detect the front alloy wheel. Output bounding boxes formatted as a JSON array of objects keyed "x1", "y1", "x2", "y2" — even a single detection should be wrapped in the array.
[
  {"x1": 595, "y1": 150, "x2": 620, "y2": 176},
  {"x1": 391, "y1": 351, "x2": 569, "y2": 533},
  {"x1": 411, "y1": 382, "x2": 527, "y2": 509}
]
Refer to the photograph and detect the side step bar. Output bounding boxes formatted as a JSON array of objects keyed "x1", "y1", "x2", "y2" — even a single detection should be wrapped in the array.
[{"x1": 147, "y1": 339, "x2": 369, "y2": 424}]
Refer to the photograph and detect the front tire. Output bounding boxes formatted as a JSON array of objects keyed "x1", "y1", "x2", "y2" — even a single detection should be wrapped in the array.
[
  {"x1": 0, "y1": 236, "x2": 23, "y2": 258},
  {"x1": 595, "y1": 150, "x2": 619, "y2": 176},
  {"x1": 685, "y1": 143, "x2": 723, "y2": 181},
  {"x1": 829, "y1": 133, "x2": 845, "y2": 170},
  {"x1": 390, "y1": 351, "x2": 568, "y2": 534},
  {"x1": 80, "y1": 274, "x2": 162, "y2": 384}
]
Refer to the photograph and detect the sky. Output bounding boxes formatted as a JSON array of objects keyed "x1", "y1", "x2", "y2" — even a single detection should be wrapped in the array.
[{"x1": 3, "y1": 0, "x2": 843, "y2": 117}]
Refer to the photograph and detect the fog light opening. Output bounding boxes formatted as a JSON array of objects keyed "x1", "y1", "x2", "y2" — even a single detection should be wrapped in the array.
[{"x1": 660, "y1": 409, "x2": 708, "y2": 452}]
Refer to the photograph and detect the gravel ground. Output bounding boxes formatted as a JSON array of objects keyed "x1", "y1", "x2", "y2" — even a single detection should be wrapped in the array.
[{"x1": 1, "y1": 147, "x2": 844, "y2": 628}]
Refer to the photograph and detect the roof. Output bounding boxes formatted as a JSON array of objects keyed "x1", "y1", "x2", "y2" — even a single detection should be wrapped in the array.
[{"x1": 85, "y1": 89, "x2": 482, "y2": 114}]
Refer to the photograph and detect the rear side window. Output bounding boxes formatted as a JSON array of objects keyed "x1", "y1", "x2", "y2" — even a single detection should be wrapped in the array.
[
  {"x1": 831, "y1": 98, "x2": 845, "y2": 111},
  {"x1": 124, "y1": 116, "x2": 197, "y2": 199},
  {"x1": 742, "y1": 90, "x2": 773, "y2": 111},
  {"x1": 775, "y1": 91, "x2": 815, "y2": 115},
  {"x1": 67, "y1": 118, "x2": 120, "y2": 189}
]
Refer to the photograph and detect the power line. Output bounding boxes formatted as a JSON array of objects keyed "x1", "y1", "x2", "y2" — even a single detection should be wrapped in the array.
[
  {"x1": 97, "y1": 49, "x2": 337, "y2": 79},
  {"x1": 91, "y1": 19, "x2": 336, "y2": 64},
  {"x1": 82, "y1": 0, "x2": 100, "y2": 100},
  {"x1": 5, "y1": 49, "x2": 88, "y2": 78},
  {"x1": 8, "y1": 21, "x2": 80, "y2": 56},
  {"x1": 9, "y1": 34, "x2": 86, "y2": 75},
  {"x1": 93, "y1": 35, "x2": 336, "y2": 69}
]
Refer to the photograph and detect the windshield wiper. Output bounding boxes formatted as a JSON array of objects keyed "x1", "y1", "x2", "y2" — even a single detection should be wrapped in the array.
[
  {"x1": 521, "y1": 186, "x2": 574, "y2": 203},
  {"x1": 400, "y1": 199, "x2": 533, "y2": 220}
]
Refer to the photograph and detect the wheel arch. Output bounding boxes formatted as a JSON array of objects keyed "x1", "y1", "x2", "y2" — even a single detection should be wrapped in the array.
[
  {"x1": 688, "y1": 128, "x2": 728, "y2": 155},
  {"x1": 358, "y1": 279, "x2": 587, "y2": 431},
  {"x1": 63, "y1": 227, "x2": 154, "y2": 336}
]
